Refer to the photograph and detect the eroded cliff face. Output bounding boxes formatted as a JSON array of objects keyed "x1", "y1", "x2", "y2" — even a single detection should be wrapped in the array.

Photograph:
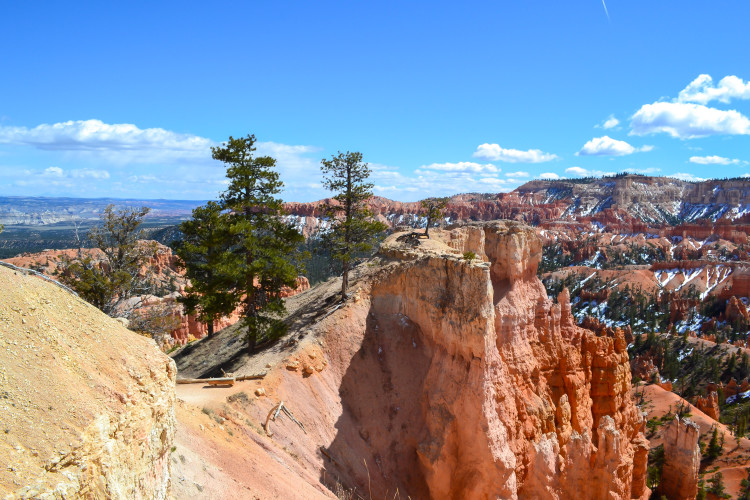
[
  {"x1": 0, "y1": 266, "x2": 176, "y2": 499},
  {"x1": 661, "y1": 417, "x2": 700, "y2": 500},
  {"x1": 324, "y1": 222, "x2": 649, "y2": 499},
  {"x1": 170, "y1": 221, "x2": 649, "y2": 499}
]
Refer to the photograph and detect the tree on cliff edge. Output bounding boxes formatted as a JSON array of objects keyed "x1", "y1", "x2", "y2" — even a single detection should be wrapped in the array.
[
  {"x1": 420, "y1": 196, "x2": 449, "y2": 237},
  {"x1": 61, "y1": 204, "x2": 154, "y2": 315},
  {"x1": 320, "y1": 151, "x2": 387, "y2": 299},
  {"x1": 173, "y1": 201, "x2": 236, "y2": 338},
  {"x1": 215, "y1": 134, "x2": 304, "y2": 352}
]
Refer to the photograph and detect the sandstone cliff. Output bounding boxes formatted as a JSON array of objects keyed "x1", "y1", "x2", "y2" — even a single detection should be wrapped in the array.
[
  {"x1": 0, "y1": 266, "x2": 176, "y2": 499},
  {"x1": 660, "y1": 416, "x2": 700, "y2": 500},
  {"x1": 370, "y1": 222, "x2": 649, "y2": 498},
  {"x1": 174, "y1": 221, "x2": 649, "y2": 499}
]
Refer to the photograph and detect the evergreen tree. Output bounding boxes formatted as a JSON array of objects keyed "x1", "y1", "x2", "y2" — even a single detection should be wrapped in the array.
[
  {"x1": 738, "y1": 468, "x2": 750, "y2": 500},
  {"x1": 706, "y1": 471, "x2": 729, "y2": 498},
  {"x1": 707, "y1": 426, "x2": 722, "y2": 460},
  {"x1": 173, "y1": 201, "x2": 236, "y2": 337},
  {"x1": 320, "y1": 151, "x2": 387, "y2": 299},
  {"x1": 695, "y1": 484, "x2": 706, "y2": 500},
  {"x1": 420, "y1": 197, "x2": 449, "y2": 237},
  {"x1": 215, "y1": 134, "x2": 304, "y2": 352}
]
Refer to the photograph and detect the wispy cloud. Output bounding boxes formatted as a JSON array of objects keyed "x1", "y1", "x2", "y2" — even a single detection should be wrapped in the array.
[
  {"x1": 420, "y1": 161, "x2": 499, "y2": 173},
  {"x1": 669, "y1": 172, "x2": 706, "y2": 182},
  {"x1": 472, "y1": 143, "x2": 558, "y2": 163},
  {"x1": 597, "y1": 115, "x2": 619, "y2": 129},
  {"x1": 689, "y1": 155, "x2": 746, "y2": 166},
  {"x1": 565, "y1": 166, "x2": 615, "y2": 177}
]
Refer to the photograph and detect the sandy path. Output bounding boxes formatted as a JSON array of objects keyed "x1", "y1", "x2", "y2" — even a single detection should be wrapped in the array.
[{"x1": 172, "y1": 390, "x2": 334, "y2": 500}]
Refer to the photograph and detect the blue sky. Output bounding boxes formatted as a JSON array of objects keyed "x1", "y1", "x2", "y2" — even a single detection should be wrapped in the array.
[{"x1": 1, "y1": 1, "x2": 750, "y2": 202}]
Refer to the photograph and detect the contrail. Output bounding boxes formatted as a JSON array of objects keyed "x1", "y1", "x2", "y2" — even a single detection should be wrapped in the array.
[{"x1": 601, "y1": 0, "x2": 611, "y2": 21}]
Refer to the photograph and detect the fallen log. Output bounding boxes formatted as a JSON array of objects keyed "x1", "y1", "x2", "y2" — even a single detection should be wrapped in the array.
[
  {"x1": 176, "y1": 372, "x2": 265, "y2": 384},
  {"x1": 206, "y1": 378, "x2": 235, "y2": 387},
  {"x1": 176, "y1": 376, "x2": 235, "y2": 386}
]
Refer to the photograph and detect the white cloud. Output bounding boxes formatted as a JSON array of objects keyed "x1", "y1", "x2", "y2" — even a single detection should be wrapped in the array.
[
  {"x1": 505, "y1": 171, "x2": 530, "y2": 178},
  {"x1": 669, "y1": 173, "x2": 706, "y2": 182},
  {"x1": 472, "y1": 143, "x2": 558, "y2": 163},
  {"x1": 364, "y1": 162, "x2": 528, "y2": 200},
  {"x1": 624, "y1": 167, "x2": 661, "y2": 175},
  {"x1": 631, "y1": 102, "x2": 750, "y2": 139},
  {"x1": 43, "y1": 166, "x2": 63, "y2": 177},
  {"x1": 0, "y1": 119, "x2": 214, "y2": 163},
  {"x1": 420, "y1": 162, "x2": 499, "y2": 174},
  {"x1": 538, "y1": 172, "x2": 560, "y2": 180},
  {"x1": 479, "y1": 177, "x2": 512, "y2": 187},
  {"x1": 565, "y1": 166, "x2": 615, "y2": 177},
  {"x1": 689, "y1": 155, "x2": 746, "y2": 166},
  {"x1": 599, "y1": 116, "x2": 620, "y2": 129},
  {"x1": 70, "y1": 169, "x2": 110, "y2": 179},
  {"x1": 677, "y1": 74, "x2": 750, "y2": 105},
  {"x1": 577, "y1": 135, "x2": 652, "y2": 156}
]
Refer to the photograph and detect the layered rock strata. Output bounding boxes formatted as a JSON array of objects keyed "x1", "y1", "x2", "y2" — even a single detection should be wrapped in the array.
[
  {"x1": 330, "y1": 222, "x2": 649, "y2": 499},
  {"x1": 660, "y1": 417, "x2": 700, "y2": 500}
]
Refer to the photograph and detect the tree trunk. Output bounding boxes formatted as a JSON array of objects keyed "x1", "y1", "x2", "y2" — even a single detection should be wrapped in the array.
[
  {"x1": 207, "y1": 320, "x2": 214, "y2": 338},
  {"x1": 342, "y1": 165, "x2": 352, "y2": 299},
  {"x1": 247, "y1": 324, "x2": 256, "y2": 353},
  {"x1": 244, "y1": 200, "x2": 256, "y2": 353},
  {"x1": 425, "y1": 214, "x2": 431, "y2": 238},
  {"x1": 341, "y1": 258, "x2": 349, "y2": 299},
  {"x1": 246, "y1": 276, "x2": 256, "y2": 353}
]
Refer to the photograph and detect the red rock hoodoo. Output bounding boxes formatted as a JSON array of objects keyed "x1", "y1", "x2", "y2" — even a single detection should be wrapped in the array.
[
  {"x1": 695, "y1": 391, "x2": 721, "y2": 421},
  {"x1": 660, "y1": 416, "x2": 700, "y2": 500},
  {"x1": 326, "y1": 222, "x2": 650, "y2": 499}
]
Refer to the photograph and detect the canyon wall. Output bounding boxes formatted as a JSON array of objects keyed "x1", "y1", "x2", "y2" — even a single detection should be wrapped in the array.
[{"x1": 323, "y1": 222, "x2": 649, "y2": 498}]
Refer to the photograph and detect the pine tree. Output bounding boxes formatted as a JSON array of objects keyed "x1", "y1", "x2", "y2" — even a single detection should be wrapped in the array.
[
  {"x1": 738, "y1": 468, "x2": 750, "y2": 499},
  {"x1": 173, "y1": 201, "x2": 236, "y2": 337},
  {"x1": 420, "y1": 197, "x2": 449, "y2": 237},
  {"x1": 741, "y1": 352, "x2": 750, "y2": 379},
  {"x1": 706, "y1": 471, "x2": 729, "y2": 498},
  {"x1": 320, "y1": 151, "x2": 387, "y2": 299},
  {"x1": 60, "y1": 204, "x2": 153, "y2": 315},
  {"x1": 707, "y1": 426, "x2": 722, "y2": 460},
  {"x1": 215, "y1": 134, "x2": 304, "y2": 353}
]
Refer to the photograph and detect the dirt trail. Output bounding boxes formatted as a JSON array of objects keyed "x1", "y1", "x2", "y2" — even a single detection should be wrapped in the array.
[{"x1": 172, "y1": 398, "x2": 333, "y2": 500}]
